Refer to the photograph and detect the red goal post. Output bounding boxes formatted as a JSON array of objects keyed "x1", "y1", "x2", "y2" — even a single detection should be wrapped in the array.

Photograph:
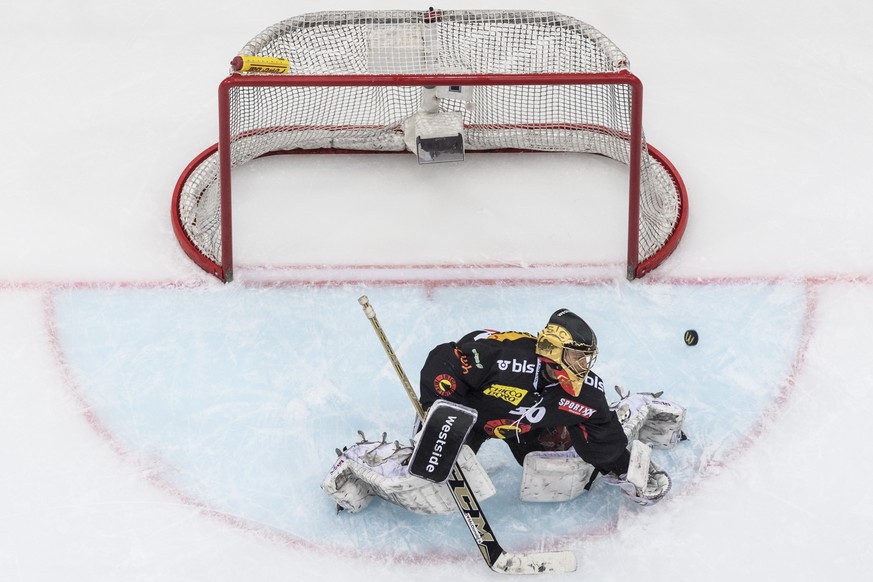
[{"x1": 172, "y1": 10, "x2": 688, "y2": 282}]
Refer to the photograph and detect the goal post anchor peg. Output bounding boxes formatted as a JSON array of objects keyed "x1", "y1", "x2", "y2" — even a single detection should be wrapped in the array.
[
  {"x1": 404, "y1": 85, "x2": 467, "y2": 164},
  {"x1": 416, "y1": 133, "x2": 465, "y2": 164},
  {"x1": 404, "y1": 109, "x2": 466, "y2": 164}
]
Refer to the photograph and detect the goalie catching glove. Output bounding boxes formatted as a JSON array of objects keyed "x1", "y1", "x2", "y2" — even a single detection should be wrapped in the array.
[
  {"x1": 601, "y1": 387, "x2": 685, "y2": 505},
  {"x1": 321, "y1": 431, "x2": 495, "y2": 514},
  {"x1": 602, "y1": 439, "x2": 672, "y2": 506}
]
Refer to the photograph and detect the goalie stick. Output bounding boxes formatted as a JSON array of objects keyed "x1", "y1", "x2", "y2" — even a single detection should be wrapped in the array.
[{"x1": 357, "y1": 296, "x2": 577, "y2": 575}]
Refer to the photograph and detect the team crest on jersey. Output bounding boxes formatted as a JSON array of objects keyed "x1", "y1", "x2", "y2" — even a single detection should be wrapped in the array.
[
  {"x1": 558, "y1": 398, "x2": 597, "y2": 418},
  {"x1": 484, "y1": 418, "x2": 532, "y2": 439},
  {"x1": 483, "y1": 384, "x2": 528, "y2": 406},
  {"x1": 434, "y1": 374, "x2": 457, "y2": 396}
]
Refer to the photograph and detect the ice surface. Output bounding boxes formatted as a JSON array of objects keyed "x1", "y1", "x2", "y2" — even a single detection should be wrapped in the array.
[
  {"x1": 2, "y1": 1, "x2": 872, "y2": 581},
  {"x1": 49, "y1": 281, "x2": 807, "y2": 556}
]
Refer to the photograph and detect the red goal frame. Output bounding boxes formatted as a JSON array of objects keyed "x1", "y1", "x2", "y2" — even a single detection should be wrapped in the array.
[{"x1": 172, "y1": 71, "x2": 687, "y2": 282}]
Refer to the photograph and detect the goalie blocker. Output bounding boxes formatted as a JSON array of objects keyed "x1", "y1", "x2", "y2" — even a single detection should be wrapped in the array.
[{"x1": 408, "y1": 400, "x2": 478, "y2": 483}]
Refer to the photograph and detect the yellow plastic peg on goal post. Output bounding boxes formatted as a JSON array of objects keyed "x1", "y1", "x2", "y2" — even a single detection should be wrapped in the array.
[{"x1": 230, "y1": 55, "x2": 290, "y2": 74}]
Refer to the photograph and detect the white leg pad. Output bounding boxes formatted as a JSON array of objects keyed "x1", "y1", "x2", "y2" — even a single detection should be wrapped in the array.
[
  {"x1": 321, "y1": 449, "x2": 379, "y2": 513},
  {"x1": 625, "y1": 439, "x2": 653, "y2": 494},
  {"x1": 520, "y1": 450, "x2": 595, "y2": 502},
  {"x1": 613, "y1": 391, "x2": 687, "y2": 449},
  {"x1": 322, "y1": 440, "x2": 495, "y2": 515},
  {"x1": 639, "y1": 398, "x2": 687, "y2": 448}
]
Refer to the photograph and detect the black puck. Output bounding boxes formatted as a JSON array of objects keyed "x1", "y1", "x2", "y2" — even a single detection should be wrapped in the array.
[{"x1": 684, "y1": 329, "x2": 699, "y2": 346}]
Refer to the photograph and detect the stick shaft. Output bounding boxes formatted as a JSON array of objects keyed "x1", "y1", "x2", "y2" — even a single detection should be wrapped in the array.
[{"x1": 358, "y1": 296, "x2": 426, "y2": 419}]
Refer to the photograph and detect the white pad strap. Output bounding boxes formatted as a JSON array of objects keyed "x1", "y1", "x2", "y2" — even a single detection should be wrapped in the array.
[{"x1": 520, "y1": 450, "x2": 595, "y2": 502}]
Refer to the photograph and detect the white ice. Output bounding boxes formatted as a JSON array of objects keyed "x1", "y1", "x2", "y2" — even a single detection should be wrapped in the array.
[{"x1": 2, "y1": 1, "x2": 872, "y2": 581}]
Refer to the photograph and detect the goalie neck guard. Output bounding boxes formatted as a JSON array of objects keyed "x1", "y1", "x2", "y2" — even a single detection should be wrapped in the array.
[{"x1": 535, "y1": 309, "x2": 598, "y2": 397}]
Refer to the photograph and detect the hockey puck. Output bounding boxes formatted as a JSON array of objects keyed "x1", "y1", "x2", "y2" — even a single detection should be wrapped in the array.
[{"x1": 684, "y1": 329, "x2": 699, "y2": 346}]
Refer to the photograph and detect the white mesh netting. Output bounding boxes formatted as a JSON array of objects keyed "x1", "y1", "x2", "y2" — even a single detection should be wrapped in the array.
[{"x1": 175, "y1": 10, "x2": 684, "y2": 280}]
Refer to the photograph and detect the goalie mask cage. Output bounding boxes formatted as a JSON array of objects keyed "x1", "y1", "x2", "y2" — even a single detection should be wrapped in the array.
[{"x1": 172, "y1": 9, "x2": 688, "y2": 282}]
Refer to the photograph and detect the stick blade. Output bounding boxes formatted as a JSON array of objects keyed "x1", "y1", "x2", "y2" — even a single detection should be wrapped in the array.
[{"x1": 490, "y1": 550, "x2": 577, "y2": 575}]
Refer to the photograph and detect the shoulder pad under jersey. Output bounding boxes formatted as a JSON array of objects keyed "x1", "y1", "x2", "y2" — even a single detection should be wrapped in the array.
[{"x1": 478, "y1": 330, "x2": 535, "y2": 342}]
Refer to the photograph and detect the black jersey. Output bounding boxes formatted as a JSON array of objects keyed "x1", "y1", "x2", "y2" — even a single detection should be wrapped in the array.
[{"x1": 419, "y1": 329, "x2": 629, "y2": 474}]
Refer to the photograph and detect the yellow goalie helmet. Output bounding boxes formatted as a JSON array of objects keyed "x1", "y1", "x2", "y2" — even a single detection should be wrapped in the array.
[{"x1": 535, "y1": 309, "x2": 598, "y2": 396}]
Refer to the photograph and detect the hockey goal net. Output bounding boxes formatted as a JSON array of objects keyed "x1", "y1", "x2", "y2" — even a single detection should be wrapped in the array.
[{"x1": 172, "y1": 9, "x2": 688, "y2": 282}]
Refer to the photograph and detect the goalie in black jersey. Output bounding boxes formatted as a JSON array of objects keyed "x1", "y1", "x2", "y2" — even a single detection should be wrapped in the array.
[
  {"x1": 322, "y1": 309, "x2": 687, "y2": 514},
  {"x1": 419, "y1": 309, "x2": 627, "y2": 471}
]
